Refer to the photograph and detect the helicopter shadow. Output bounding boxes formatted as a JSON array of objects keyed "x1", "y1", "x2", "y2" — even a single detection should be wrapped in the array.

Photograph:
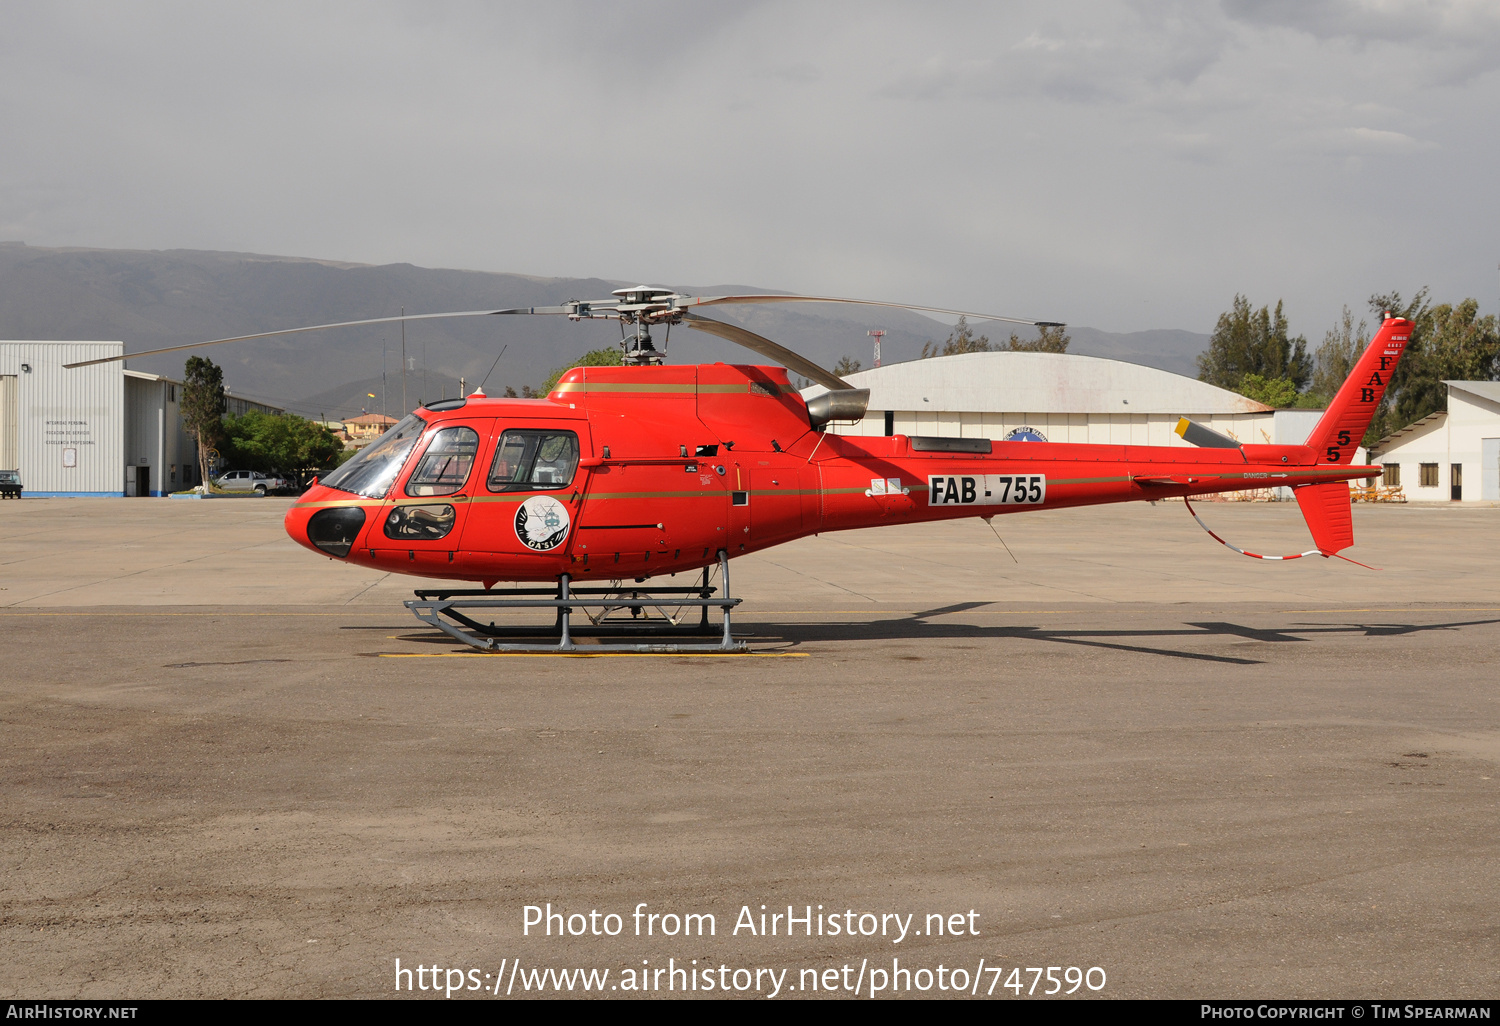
[
  {"x1": 744, "y1": 613, "x2": 1500, "y2": 666},
  {"x1": 367, "y1": 610, "x2": 1500, "y2": 664}
]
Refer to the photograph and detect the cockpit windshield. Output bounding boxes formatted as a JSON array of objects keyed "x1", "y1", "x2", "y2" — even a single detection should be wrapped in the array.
[{"x1": 319, "y1": 413, "x2": 426, "y2": 499}]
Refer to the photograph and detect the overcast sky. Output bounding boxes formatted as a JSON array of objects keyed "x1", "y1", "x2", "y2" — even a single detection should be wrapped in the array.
[{"x1": 2, "y1": 1, "x2": 1497, "y2": 337}]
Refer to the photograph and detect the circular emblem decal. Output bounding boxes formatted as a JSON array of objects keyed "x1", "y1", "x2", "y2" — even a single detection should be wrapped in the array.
[
  {"x1": 514, "y1": 495, "x2": 571, "y2": 551},
  {"x1": 1004, "y1": 426, "x2": 1048, "y2": 442}
]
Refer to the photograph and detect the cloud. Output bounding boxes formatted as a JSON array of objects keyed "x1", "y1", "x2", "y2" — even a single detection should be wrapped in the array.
[
  {"x1": 1274, "y1": 125, "x2": 1439, "y2": 156},
  {"x1": 1223, "y1": 0, "x2": 1500, "y2": 83},
  {"x1": 878, "y1": 5, "x2": 1234, "y2": 107},
  {"x1": 0, "y1": 1, "x2": 1496, "y2": 341},
  {"x1": 1158, "y1": 132, "x2": 1223, "y2": 163},
  {"x1": 1342, "y1": 126, "x2": 1436, "y2": 151}
]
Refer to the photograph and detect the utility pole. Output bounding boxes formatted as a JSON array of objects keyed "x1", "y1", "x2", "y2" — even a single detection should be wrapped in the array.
[
  {"x1": 400, "y1": 306, "x2": 407, "y2": 414},
  {"x1": 382, "y1": 340, "x2": 387, "y2": 421},
  {"x1": 867, "y1": 329, "x2": 886, "y2": 369}
]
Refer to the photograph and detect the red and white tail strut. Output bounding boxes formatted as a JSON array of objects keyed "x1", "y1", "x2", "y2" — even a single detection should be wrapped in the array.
[{"x1": 1183, "y1": 497, "x2": 1379, "y2": 569}]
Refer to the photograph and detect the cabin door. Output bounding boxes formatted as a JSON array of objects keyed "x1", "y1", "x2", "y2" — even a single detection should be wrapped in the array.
[
  {"x1": 368, "y1": 420, "x2": 489, "y2": 576},
  {"x1": 572, "y1": 457, "x2": 729, "y2": 575},
  {"x1": 456, "y1": 420, "x2": 589, "y2": 577}
]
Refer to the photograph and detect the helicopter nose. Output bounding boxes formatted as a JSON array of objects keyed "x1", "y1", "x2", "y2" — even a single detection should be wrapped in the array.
[{"x1": 285, "y1": 484, "x2": 369, "y2": 559}]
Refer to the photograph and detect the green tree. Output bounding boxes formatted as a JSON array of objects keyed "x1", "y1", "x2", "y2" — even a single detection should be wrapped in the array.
[
  {"x1": 1197, "y1": 295, "x2": 1311, "y2": 394},
  {"x1": 1428, "y1": 299, "x2": 1500, "y2": 380},
  {"x1": 1006, "y1": 325, "x2": 1071, "y2": 353},
  {"x1": 833, "y1": 356, "x2": 862, "y2": 377},
  {"x1": 181, "y1": 356, "x2": 226, "y2": 487},
  {"x1": 1309, "y1": 306, "x2": 1368, "y2": 403},
  {"x1": 1237, "y1": 373, "x2": 1300, "y2": 408},
  {"x1": 537, "y1": 346, "x2": 625, "y2": 395},
  {"x1": 1365, "y1": 289, "x2": 1499, "y2": 444},
  {"x1": 921, "y1": 316, "x2": 992, "y2": 358},
  {"x1": 1365, "y1": 289, "x2": 1428, "y2": 441},
  {"x1": 221, "y1": 411, "x2": 345, "y2": 482}
]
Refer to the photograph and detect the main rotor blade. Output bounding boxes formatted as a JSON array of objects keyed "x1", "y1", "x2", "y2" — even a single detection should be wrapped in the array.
[
  {"x1": 60, "y1": 309, "x2": 529, "y2": 369},
  {"x1": 677, "y1": 294, "x2": 1061, "y2": 328},
  {"x1": 491, "y1": 304, "x2": 610, "y2": 315},
  {"x1": 682, "y1": 312, "x2": 851, "y2": 391}
]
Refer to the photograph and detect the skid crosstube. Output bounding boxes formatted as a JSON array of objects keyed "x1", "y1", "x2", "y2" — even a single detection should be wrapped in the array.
[{"x1": 404, "y1": 551, "x2": 747, "y2": 653}]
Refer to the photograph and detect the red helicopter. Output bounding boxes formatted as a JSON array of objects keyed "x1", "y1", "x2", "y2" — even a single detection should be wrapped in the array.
[{"x1": 70, "y1": 288, "x2": 1411, "y2": 651}]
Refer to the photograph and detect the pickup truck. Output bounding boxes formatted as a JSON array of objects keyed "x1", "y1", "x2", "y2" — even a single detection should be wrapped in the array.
[
  {"x1": 215, "y1": 469, "x2": 290, "y2": 495},
  {"x1": 0, "y1": 470, "x2": 20, "y2": 499}
]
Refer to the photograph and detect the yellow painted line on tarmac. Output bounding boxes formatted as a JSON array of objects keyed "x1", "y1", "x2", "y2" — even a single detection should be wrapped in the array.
[
  {"x1": 376, "y1": 651, "x2": 807, "y2": 659},
  {"x1": 0, "y1": 609, "x2": 405, "y2": 618},
  {"x1": 0, "y1": 609, "x2": 974, "y2": 619},
  {"x1": 19, "y1": 607, "x2": 1492, "y2": 619},
  {"x1": 0, "y1": 607, "x2": 1168, "y2": 617},
  {"x1": 1279, "y1": 607, "x2": 1500, "y2": 613},
  {"x1": 753, "y1": 609, "x2": 1079, "y2": 615}
]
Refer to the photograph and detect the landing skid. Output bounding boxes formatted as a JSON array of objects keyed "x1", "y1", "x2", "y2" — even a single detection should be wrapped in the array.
[{"x1": 404, "y1": 550, "x2": 748, "y2": 652}]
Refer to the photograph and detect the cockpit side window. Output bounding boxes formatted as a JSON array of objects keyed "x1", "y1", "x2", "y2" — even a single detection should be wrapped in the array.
[
  {"x1": 487, "y1": 430, "x2": 579, "y2": 492},
  {"x1": 405, "y1": 426, "x2": 480, "y2": 497},
  {"x1": 319, "y1": 413, "x2": 425, "y2": 499}
]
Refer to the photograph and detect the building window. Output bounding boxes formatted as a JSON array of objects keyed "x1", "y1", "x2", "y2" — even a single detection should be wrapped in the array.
[
  {"x1": 1420, "y1": 463, "x2": 1439, "y2": 488},
  {"x1": 1382, "y1": 464, "x2": 1400, "y2": 487}
]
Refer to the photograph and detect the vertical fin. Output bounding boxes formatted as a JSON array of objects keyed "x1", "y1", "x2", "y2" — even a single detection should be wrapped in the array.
[
  {"x1": 1294, "y1": 481, "x2": 1354, "y2": 555},
  {"x1": 1305, "y1": 316, "x2": 1412, "y2": 466}
]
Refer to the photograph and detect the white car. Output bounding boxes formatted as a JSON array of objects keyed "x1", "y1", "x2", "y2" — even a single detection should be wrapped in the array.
[{"x1": 216, "y1": 470, "x2": 288, "y2": 495}]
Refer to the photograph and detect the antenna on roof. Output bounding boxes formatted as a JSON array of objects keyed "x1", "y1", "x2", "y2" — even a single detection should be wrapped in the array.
[{"x1": 477, "y1": 345, "x2": 508, "y2": 394}]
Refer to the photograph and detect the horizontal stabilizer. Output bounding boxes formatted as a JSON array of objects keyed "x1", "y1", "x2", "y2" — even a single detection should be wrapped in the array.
[
  {"x1": 1295, "y1": 481, "x2": 1354, "y2": 555},
  {"x1": 1174, "y1": 417, "x2": 1242, "y2": 450}
]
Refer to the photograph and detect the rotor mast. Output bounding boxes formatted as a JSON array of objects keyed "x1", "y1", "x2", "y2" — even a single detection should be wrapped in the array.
[{"x1": 580, "y1": 286, "x2": 681, "y2": 365}]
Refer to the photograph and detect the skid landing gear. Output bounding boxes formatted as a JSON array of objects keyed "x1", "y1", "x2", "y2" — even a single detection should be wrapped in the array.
[{"x1": 404, "y1": 550, "x2": 748, "y2": 652}]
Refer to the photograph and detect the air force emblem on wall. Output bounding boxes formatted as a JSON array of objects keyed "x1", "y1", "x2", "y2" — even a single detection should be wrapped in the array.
[{"x1": 514, "y1": 495, "x2": 571, "y2": 551}]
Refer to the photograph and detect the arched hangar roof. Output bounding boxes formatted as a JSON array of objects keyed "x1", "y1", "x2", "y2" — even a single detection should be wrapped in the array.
[{"x1": 813, "y1": 351, "x2": 1271, "y2": 415}]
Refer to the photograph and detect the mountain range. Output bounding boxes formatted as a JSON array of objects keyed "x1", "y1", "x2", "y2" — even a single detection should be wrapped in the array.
[{"x1": 0, "y1": 242, "x2": 1209, "y2": 420}]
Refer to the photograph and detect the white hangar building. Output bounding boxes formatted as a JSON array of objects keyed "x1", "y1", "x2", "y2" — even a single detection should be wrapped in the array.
[
  {"x1": 813, "y1": 350, "x2": 1319, "y2": 449},
  {"x1": 1369, "y1": 381, "x2": 1500, "y2": 502},
  {"x1": 1, "y1": 340, "x2": 282, "y2": 497},
  {"x1": 1, "y1": 341, "x2": 126, "y2": 496},
  {"x1": 123, "y1": 369, "x2": 200, "y2": 496}
]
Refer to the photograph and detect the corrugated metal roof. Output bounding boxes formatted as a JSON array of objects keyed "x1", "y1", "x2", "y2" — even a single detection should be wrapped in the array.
[
  {"x1": 1369, "y1": 410, "x2": 1446, "y2": 454},
  {"x1": 806, "y1": 351, "x2": 1272, "y2": 415},
  {"x1": 125, "y1": 369, "x2": 182, "y2": 385},
  {"x1": 1446, "y1": 381, "x2": 1500, "y2": 405}
]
